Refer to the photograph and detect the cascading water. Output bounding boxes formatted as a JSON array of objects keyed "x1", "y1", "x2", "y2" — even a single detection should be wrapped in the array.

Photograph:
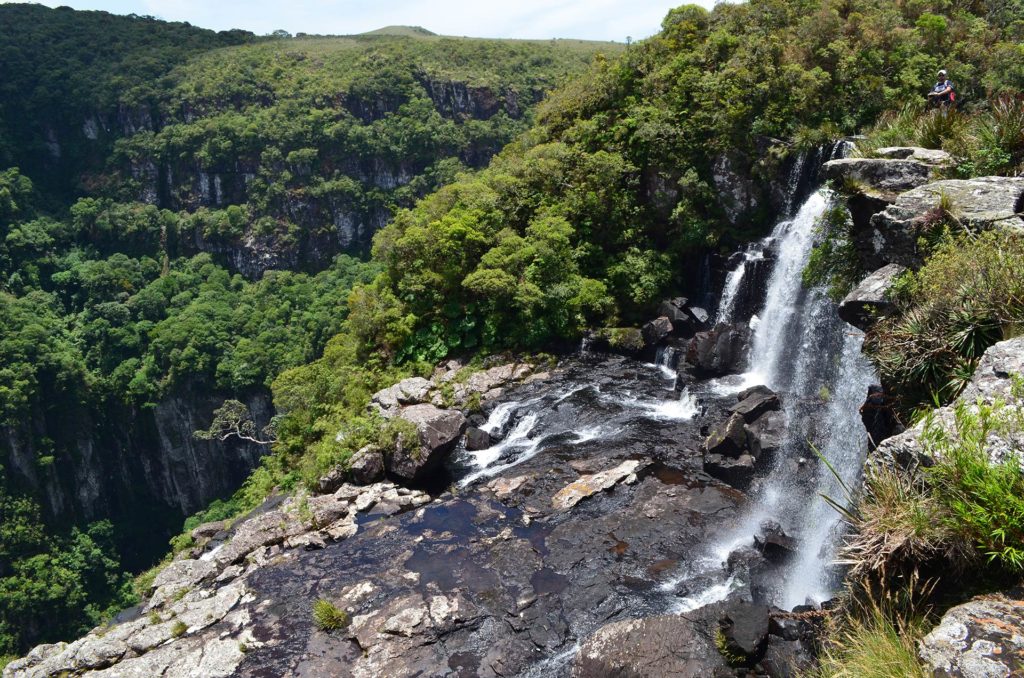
[
  {"x1": 713, "y1": 175, "x2": 876, "y2": 607},
  {"x1": 715, "y1": 237, "x2": 770, "y2": 324}
]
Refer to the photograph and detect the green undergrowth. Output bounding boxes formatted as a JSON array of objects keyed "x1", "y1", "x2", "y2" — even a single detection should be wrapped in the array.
[
  {"x1": 855, "y1": 97, "x2": 1024, "y2": 178},
  {"x1": 866, "y1": 229, "x2": 1024, "y2": 414},
  {"x1": 810, "y1": 598, "x2": 928, "y2": 678},
  {"x1": 802, "y1": 199, "x2": 862, "y2": 301},
  {"x1": 311, "y1": 599, "x2": 349, "y2": 631}
]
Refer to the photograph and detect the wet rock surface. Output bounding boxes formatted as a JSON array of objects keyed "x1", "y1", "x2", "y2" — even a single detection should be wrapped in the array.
[
  {"x1": 685, "y1": 322, "x2": 752, "y2": 376},
  {"x1": 920, "y1": 588, "x2": 1024, "y2": 677}
]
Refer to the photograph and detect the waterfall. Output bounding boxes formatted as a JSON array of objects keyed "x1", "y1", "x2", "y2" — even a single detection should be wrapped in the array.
[
  {"x1": 715, "y1": 237, "x2": 770, "y2": 324},
  {"x1": 731, "y1": 185, "x2": 875, "y2": 607}
]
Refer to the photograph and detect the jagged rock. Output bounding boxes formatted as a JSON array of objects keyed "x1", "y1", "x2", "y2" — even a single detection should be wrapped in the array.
[
  {"x1": 745, "y1": 411, "x2": 784, "y2": 460},
  {"x1": 641, "y1": 316, "x2": 674, "y2": 347},
  {"x1": 823, "y1": 157, "x2": 932, "y2": 196},
  {"x1": 146, "y1": 558, "x2": 217, "y2": 610},
  {"x1": 659, "y1": 296, "x2": 691, "y2": 324},
  {"x1": 190, "y1": 519, "x2": 229, "y2": 541},
  {"x1": 754, "y1": 520, "x2": 797, "y2": 563},
  {"x1": 705, "y1": 453, "x2": 756, "y2": 489},
  {"x1": 730, "y1": 386, "x2": 781, "y2": 422},
  {"x1": 686, "y1": 322, "x2": 751, "y2": 376},
  {"x1": 919, "y1": 588, "x2": 1024, "y2": 677},
  {"x1": 761, "y1": 635, "x2": 815, "y2": 677},
  {"x1": 838, "y1": 264, "x2": 906, "y2": 330},
  {"x1": 370, "y1": 377, "x2": 434, "y2": 415},
  {"x1": 550, "y1": 459, "x2": 646, "y2": 510},
  {"x1": 870, "y1": 337, "x2": 1024, "y2": 476},
  {"x1": 720, "y1": 600, "x2": 770, "y2": 661},
  {"x1": 874, "y1": 146, "x2": 954, "y2": 166},
  {"x1": 349, "y1": 445, "x2": 385, "y2": 484},
  {"x1": 706, "y1": 413, "x2": 749, "y2": 457},
  {"x1": 860, "y1": 384, "x2": 902, "y2": 450},
  {"x1": 573, "y1": 614, "x2": 730, "y2": 677},
  {"x1": 388, "y1": 404, "x2": 466, "y2": 483},
  {"x1": 464, "y1": 426, "x2": 493, "y2": 451},
  {"x1": 865, "y1": 176, "x2": 1024, "y2": 269}
]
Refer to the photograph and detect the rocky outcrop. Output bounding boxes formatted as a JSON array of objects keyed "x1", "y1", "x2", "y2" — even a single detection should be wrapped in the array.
[
  {"x1": 387, "y1": 404, "x2": 467, "y2": 484},
  {"x1": 870, "y1": 337, "x2": 1024, "y2": 476},
  {"x1": 704, "y1": 386, "x2": 782, "y2": 489},
  {"x1": 838, "y1": 263, "x2": 905, "y2": 330},
  {"x1": 874, "y1": 146, "x2": 953, "y2": 166},
  {"x1": 659, "y1": 296, "x2": 711, "y2": 337},
  {"x1": 862, "y1": 176, "x2": 1024, "y2": 269},
  {"x1": 370, "y1": 361, "x2": 535, "y2": 418},
  {"x1": 550, "y1": 459, "x2": 646, "y2": 510},
  {"x1": 920, "y1": 588, "x2": 1024, "y2": 677},
  {"x1": 3, "y1": 481, "x2": 431, "y2": 678},
  {"x1": 823, "y1": 157, "x2": 932, "y2": 196},
  {"x1": 685, "y1": 322, "x2": 751, "y2": 376},
  {"x1": 573, "y1": 613, "x2": 730, "y2": 676}
]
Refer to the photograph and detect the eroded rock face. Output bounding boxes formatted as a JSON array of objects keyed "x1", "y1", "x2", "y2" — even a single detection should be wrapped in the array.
[
  {"x1": 823, "y1": 157, "x2": 932, "y2": 196},
  {"x1": 874, "y1": 146, "x2": 953, "y2": 166},
  {"x1": 387, "y1": 404, "x2": 467, "y2": 483},
  {"x1": 573, "y1": 614, "x2": 730, "y2": 677},
  {"x1": 870, "y1": 337, "x2": 1024, "y2": 476},
  {"x1": 685, "y1": 322, "x2": 752, "y2": 376},
  {"x1": 838, "y1": 263, "x2": 906, "y2": 330},
  {"x1": 865, "y1": 176, "x2": 1024, "y2": 269},
  {"x1": 920, "y1": 589, "x2": 1024, "y2": 677}
]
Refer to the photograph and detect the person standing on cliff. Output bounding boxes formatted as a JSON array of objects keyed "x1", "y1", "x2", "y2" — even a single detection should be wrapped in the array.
[{"x1": 927, "y1": 69, "x2": 955, "y2": 108}]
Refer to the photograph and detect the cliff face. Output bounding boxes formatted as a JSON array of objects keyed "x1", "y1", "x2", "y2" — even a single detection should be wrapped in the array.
[{"x1": 1, "y1": 387, "x2": 272, "y2": 566}]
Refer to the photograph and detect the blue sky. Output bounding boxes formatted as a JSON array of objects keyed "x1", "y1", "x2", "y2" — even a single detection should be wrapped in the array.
[{"x1": 17, "y1": 0, "x2": 713, "y2": 41}]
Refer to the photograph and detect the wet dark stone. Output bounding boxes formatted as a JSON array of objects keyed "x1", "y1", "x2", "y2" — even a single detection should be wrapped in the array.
[
  {"x1": 755, "y1": 520, "x2": 797, "y2": 563},
  {"x1": 746, "y1": 410, "x2": 785, "y2": 461},
  {"x1": 704, "y1": 453, "x2": 756, "y2": 489},
  {"x1": 685, "y1": 322, "x2": 751, "y2": 376},
  {"x1": 642, "y1": 315, "x2": 674, "y2": 347},
  {"x1": 720, "y1": 600, "x2": 770, "y2": 662},
  {"x1": 760, "y1": 635, "x2": 815, "y2": 677},
  {"x1": 730, "y1": 387, "x2": 781, "y2": 422},
  {"x1": 860, "y1": 383, "x2": 903, "y2": 450},
  {"x1": 464, "y1": 426, "x2": 493, "y2": 451},
  {"x1": 705, "y1": 412, "x2": 748, "y2": 457}
]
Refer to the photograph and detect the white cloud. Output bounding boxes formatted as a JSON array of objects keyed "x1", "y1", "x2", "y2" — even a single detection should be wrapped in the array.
[{"x1": 31, "y1": 0, "x2": 714, "y2": 41}]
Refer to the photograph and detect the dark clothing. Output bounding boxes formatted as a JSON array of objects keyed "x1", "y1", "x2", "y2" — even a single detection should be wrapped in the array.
[{"x1": 931, "y1": 78, "x2": 955, "y2": 105}]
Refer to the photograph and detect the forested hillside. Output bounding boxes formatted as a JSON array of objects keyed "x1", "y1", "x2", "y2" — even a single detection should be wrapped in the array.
[
  {"x1": 3, "y1": 0, "x2": 1024, "y2": 667},
  {"x1": 0, "y1": 4, "x2": 614, "y2": 658}
]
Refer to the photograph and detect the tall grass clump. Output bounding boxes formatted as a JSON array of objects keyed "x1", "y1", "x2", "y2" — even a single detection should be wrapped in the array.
[
  {"x1": 866, "y1": 230, "x2": 1024, "y2": 412},
  {"x1": 312, "y1": 599, "x2": 349, "y2": 631}
]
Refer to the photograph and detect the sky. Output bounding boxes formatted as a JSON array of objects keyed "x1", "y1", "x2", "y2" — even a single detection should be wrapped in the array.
[{"x1": 14, "y1": 0, "x2": 714, "y2": 41}]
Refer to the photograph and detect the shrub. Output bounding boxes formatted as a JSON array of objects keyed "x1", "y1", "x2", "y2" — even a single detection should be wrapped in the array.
[
  {"x1": 812, "y1": 601, "x2": 927, "y2": 678},
  {"x1": 311, "y1": 599, "x2": 349, "y2": 631},
  {"x1": 866, "y1": 230, "x2": 1024, "y2": 412},
  {"x1": 170, "y1": 621, "x2": 188, "y2": 638},
  {"x1": 803, "y1": 200, "x2": 862, "y2": 301}
]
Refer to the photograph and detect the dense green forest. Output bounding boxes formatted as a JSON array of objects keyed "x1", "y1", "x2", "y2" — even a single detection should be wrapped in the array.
[
  {"x1": 2, "y1": 0, "x2": 1023, "y2": 663},
  {"x1": 0, "y1": 4, "x2": 614, "y2": 658}
]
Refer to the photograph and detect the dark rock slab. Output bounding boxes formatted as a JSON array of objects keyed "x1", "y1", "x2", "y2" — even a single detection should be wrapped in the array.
[
  {"x1": 464, "y1": 426, "x2": 493, "y2": 451},
  {"x1": 745, "y1": 411, "x2": 784, "y2": 461},
  {"x1": 573, "y1": 614, "x2": 731, "y2": 677},
  {"x1": 720, "y1": 600, "x2": 770, "y2": 662},
  {"x1": 754, "y1": 520, "x2": 797, "y2": 563},
  {"x1": 860, "y1": 384, "x2": 902, "y2": 450},
  {"x1": 705, "y1": 453, "x2": 756, "y2": 489},
  {"x1": 705, "y1": 412, "x2": 748, "y2": 457},
  {"x1": 349, "y1": 445, "x2": 385, "y2": 484},
  {"x1": 686, "y1": 322, "x2": 751, "y2": 376},
  {"x1": 823, "y1": 157, "x2": 932, "y2": 196},
  {"x1": 730, "y1": 387, "x2": 781, "y2": 422},
  {"x1": 838, "y1": 264, "x2": 905, "y2": 330},
  {"x1": 642, "y1": 315, "x2": 674, "y2": 347}
]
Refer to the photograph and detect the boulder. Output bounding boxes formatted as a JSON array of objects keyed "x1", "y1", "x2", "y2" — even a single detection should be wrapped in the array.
[
  {"x1": 349, "y1": 445, "x2": 385, "y2": 484},
  {"x1": 551, "y1": 459, "x2": 646, "y2": 510},
  {"x1": 919, "y1": 588, "x2": 1024, "y2": 677},
  {"x1": 464, "y1": 426, "x2": 493, "y2": 451},
  {"x1": 761, "y1": 635, "x2": 815, "y2": 677},
  {"x1": 388, "y1": 404, "x2": 466, "y2": 483},
  {"x1": 823, "y1": 157, "x2": 932, "y2": 196},
  {"x1": 658, "y1": 296, "x2": 691, "y2": 324},
  {"x1": 719, "y1": 600, "x2": 770, "y2": 662},
  {"x1": 865, "y1": 176, "x2": 1024, "y2": 269},
  {"x1": 730, "y1": 386, "x2": 781, "y2": 422},
  {"x1": 704, "y1": 453, "x2": 756, "y2": 489},
  {"x1": 838, "y1": 264, "x2": 906, "y2": 330},
  {"x1": 874, "y1": 146, "x2": 954, "y2": 166},
  {"x1": 745, "y1": 411, "x2": 785, "y2": 460},
  {"x1": 754, "y1": 520, "x2": 797, "y2": 563},
  {"x1": 370, "y1": 377, "x2": 434, "y2": 416},
  {"x1": 705, "y1": 413, "x2": 749, "y2": 457},
  {"x1": 573, "y1": 614, "x2": 730, "y2": 677},
  {"x1": 870, "y1": 337, "x2": 1024, "y2": 477},
  {"x1": 686, "y1": 322, "x2": 751, "y2": 376},
  {"x1": 641, "y1": 316, "x2": 674, "y2": 347}
]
